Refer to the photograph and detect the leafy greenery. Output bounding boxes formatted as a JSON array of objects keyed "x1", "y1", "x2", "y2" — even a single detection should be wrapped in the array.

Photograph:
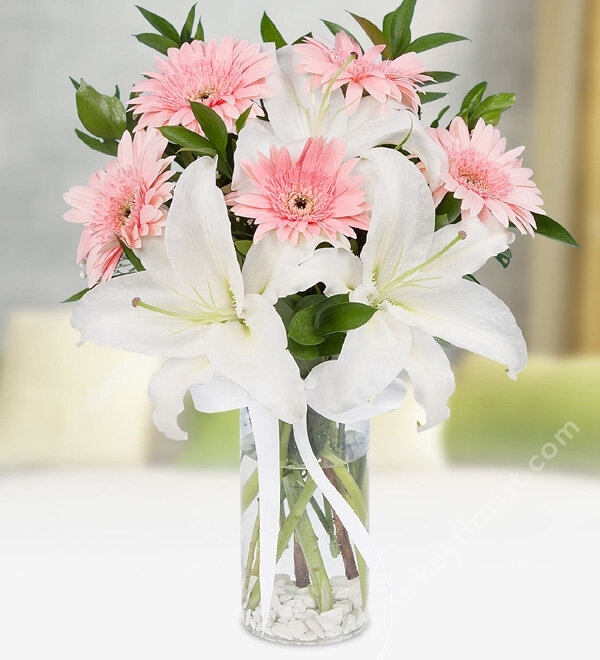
[
  {"x1": 260, "y1": 12, "x2": 287, "y2": 48},
  {"x1": 75, "y1": 80, "x2": 127, "y2": 140},
  {"x1": 457, "y1": 82, "x2": 516, "y2": 130},
  {"x1": 134, "y1": 4, "x2": 204, "y2": 54},
  {"x1": 533, "y1": 213, "x2": 579, "y2": 247}
]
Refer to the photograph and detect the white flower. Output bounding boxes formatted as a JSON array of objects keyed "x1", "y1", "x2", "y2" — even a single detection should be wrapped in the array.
[
  {"x1": 232, "y1": 45, "x2": 447, "y2": 201},
  {"x1": 302, "y1": 147, "x2": 527, "y2": 429},
  {"x1": 72, "y1": 156, "x2": 305, "y2": 439}
]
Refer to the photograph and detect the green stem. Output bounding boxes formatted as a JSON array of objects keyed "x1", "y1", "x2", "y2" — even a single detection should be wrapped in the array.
[
  {"x1": 320, "y1": 449, "x2": 368, "y2": 523},
  {"x1": 283, "y1": 473, "x2": 333, "y2": 612},
  {"x1": 245, "y1": 474, "x2": 318, "y2": 612},
  {"x1": 241, "y1": 469, "x2": 259, "y2": 513},
  {"x1": 242, "y1": 510, "x2": 260, "y2": 603}
]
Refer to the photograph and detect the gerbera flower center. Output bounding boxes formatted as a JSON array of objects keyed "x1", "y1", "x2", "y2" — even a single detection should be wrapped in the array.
[
  {"x1": 287, "y1": 191, "x2": 315, "y2": 216},
  {"x1": 455, "y1": 152, "x2": 511, "y2": 198},
  {"x1": 190, "y1": 85, "x2": 220, "y2": 103}
]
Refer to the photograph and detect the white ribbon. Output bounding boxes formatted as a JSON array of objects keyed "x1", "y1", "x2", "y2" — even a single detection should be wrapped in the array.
[{"x1": 246, "y1": 402, "x2": 281, "y2": 635}]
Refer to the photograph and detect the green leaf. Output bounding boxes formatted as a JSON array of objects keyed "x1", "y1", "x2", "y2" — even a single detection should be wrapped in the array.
[
  {"x1": 189, "y1": 101, "x2": 228, "y2": 153},
  {"x1": 287, "y1": 338, "x2": 319, "y2": 361},
  {"x1": 348, "y1": 12, "x2": 390, "y2": 56},
  {"x1": 422, "y1": 71, "x2": 458, "y2": 86},
  {"x1": 419, "y1": 91, "x2": 447, "y2": 104},
  {"x1": 532, "y1": 213, "x2": 579, "y2": 247},
  {"x1": 260, "y1": 12, "x2": 287, "y2": 48},
  {"x1": 235, "y1": 106, "x2": 253, "y2": 133},
  {"x1": 387, "y1": 0, "x2": 417, "y2": 57},
  {"x1": 134, "y1": 32, "x2": 179, "y2": 55},
  {"x1": 430, "y1": 104, "x2": 450, "y2": 129},
  {"x1": 408, "y1": 32, "x2": 468, "y2": 54},
  {"x1": 136, "y1": 5, "x2": 181, "y2": 43},
  {"x1": 495, "y1": 248, "x2": 512, "y2": 269},
  {"x1": 321, "y1": 19, "x2": 362, "y2": 46},
  {"x1": 74, "y1": 129, "x2": 118, "y2": 156},
  {"x1": 317, "y1": 333, "x2": 345, "y2": 357},
  {"x1": 462, "y1": 274, "x2": 480, "y2": 285},
  {"x1": 61, "y1": 287, "x2": 89, "y2": 303},
  {"x1": 458, "y1": 81, "x2": 487, "y2": 118},
  {"x1": 69, "y1": 76, "x2": 81, "y2": 90},
  {"x1": 435, "y1": 193, "x2": 462, "y2": 225},
  {"x1": 295, "y1": 293, "x2": 327, "y2": 312},
  {"x1": 316, "y1": 302, "x2": 376, "y2": 335},
  {"x1": 180, "y1": 4, "x2": 196, "y2": 43},
  {"x1": 275, "y1": 298, "x2": 295, "y2": 330},
  {"x1": 75, "y1": 81, "x2": 127, "y2": 139},
  {"x1": 470, "y1": 92, "x2": 516, "y2": 128},
  {"x1": 118, "y1": 239, "x2": 146, "y2": 272},
  {"x1": 234, "y1": 239, "x2": 253, "y2": 256},
  {"x1": 158, "y1": 125, "x2": 217, "y2": 154},
  {"x1": 288, "y1": 306, "x2": 324, "y2": 346},
  {"x1": 193, "y1": 16, "x2": 205, "y2": 41},
  {"x1": 292, "y1": 32, "x2": 312, "y2": 45}
]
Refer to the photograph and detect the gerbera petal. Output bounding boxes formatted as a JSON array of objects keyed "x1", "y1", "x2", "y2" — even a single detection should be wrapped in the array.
[{"x1": 148, "y1": 356, "x2": 214, "y2": 441}]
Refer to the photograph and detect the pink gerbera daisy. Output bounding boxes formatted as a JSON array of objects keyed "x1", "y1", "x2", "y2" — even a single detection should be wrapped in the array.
[
  {"x1": 129, "y1": 37, "x2": 273, "y2": 134},
  {"x1": 227, "y1": 137, "x2": 370, "y2": 245},
  {"x1": 296, "y1": 31, "x2": 430, "y2": 114},
  {"x1": 428, "y1": 117, "x2": 544, "y2": 234},
  {"x1": 63, "y1": 129, "x2": 174, "y2": 286}
]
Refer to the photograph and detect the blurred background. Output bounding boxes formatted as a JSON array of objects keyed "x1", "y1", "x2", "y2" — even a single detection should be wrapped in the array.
[
  {"x1": 1, "y1": 2, "x2": 600, "y2": 659},
  {"x1": 0, "y1": 0, "x2": 597, "y2": 472}
]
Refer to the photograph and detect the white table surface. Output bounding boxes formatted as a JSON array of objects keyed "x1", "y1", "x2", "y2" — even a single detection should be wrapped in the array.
[{"x1": 1, "y1": 466, "x2": 599, "y2": 660}]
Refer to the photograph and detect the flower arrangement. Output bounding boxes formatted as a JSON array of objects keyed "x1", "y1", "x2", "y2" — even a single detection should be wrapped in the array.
[{"x1": 63, "y1": 0, "x2": 577, "y2": 645}]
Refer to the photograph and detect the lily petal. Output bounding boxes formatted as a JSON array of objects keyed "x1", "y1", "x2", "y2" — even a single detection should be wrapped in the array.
[
  {"x1": 165, "y1": 156, "x2": 245, "y2": 312},
  {"x1": 424, "y1": 217, "x2": 514, "y2": 279},
  {"x1": 190, "y1": 375, "x2": 249, "y2": 413},
  {"x1": 242, "y1": 232, "x2": 321, "y2": 303},
  {"x1": 402, "y1": 328, "x2": 455, "y2": 431},
  {"x1": 204, "y1": 293, "x2": 305, "y2": 423},
  {"x1": 361, "y1": 148, "x2": 435, "y2": 285},
  {"x1": 305, "y1": 308, "x2": 412, "y2": 417},
  {"x1": 392, "y1": 279, "x2": 527, "y2": 378},
  {"x1": 71, "y1": 270, "x2": 209, "y2": 357},
  {"x1": 276, "y1": 247, "x2": 363, "y2": 298},
  {"x1": 148, "y1": 356, "x2": 214, "y2": 440},
  {"x1": 344, "y1": 99, "x2": 447, "y2": 188},
  {"x1": 265, "y1": 46, "x2": 347, "y2": 142}
]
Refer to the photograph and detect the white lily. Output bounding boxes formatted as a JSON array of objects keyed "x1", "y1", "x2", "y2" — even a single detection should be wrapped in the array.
[
  {"x1": 303, "y1": 147, "x2": 527, "y2": 429},
  {"x1": 71, "y1": 156, "x2": 305, "y2": 440},
  {"x1": 232, "y1": 44, "x2": 447, "y2": 196}
]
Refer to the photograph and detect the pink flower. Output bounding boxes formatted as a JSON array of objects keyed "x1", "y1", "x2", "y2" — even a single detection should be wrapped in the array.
[
  {"x1": 129, "y1": 37, "x2": 273, "y2": 134},
  {"x1": 296, "y1": 31, "x2": 430, "y2": 114},
  {"x1": 428, "y1": 117, "x2": 544, "y2": 234},
  {"x1": 63, "y1": 129, "x2": 174, "y2": 286},
  {"x1": 227, "y1": 137, "x2": 370, "y2": 245}
]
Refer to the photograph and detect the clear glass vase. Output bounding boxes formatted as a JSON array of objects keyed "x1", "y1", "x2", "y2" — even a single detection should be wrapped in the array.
[{"x1": 240, "y1": 407, "x2": 369, "y2": 644}]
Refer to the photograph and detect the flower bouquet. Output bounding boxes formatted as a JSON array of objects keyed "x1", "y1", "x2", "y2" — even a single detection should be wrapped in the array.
[{"x1": 63, "y1": 0, "x2": 577, "y2": 646}]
